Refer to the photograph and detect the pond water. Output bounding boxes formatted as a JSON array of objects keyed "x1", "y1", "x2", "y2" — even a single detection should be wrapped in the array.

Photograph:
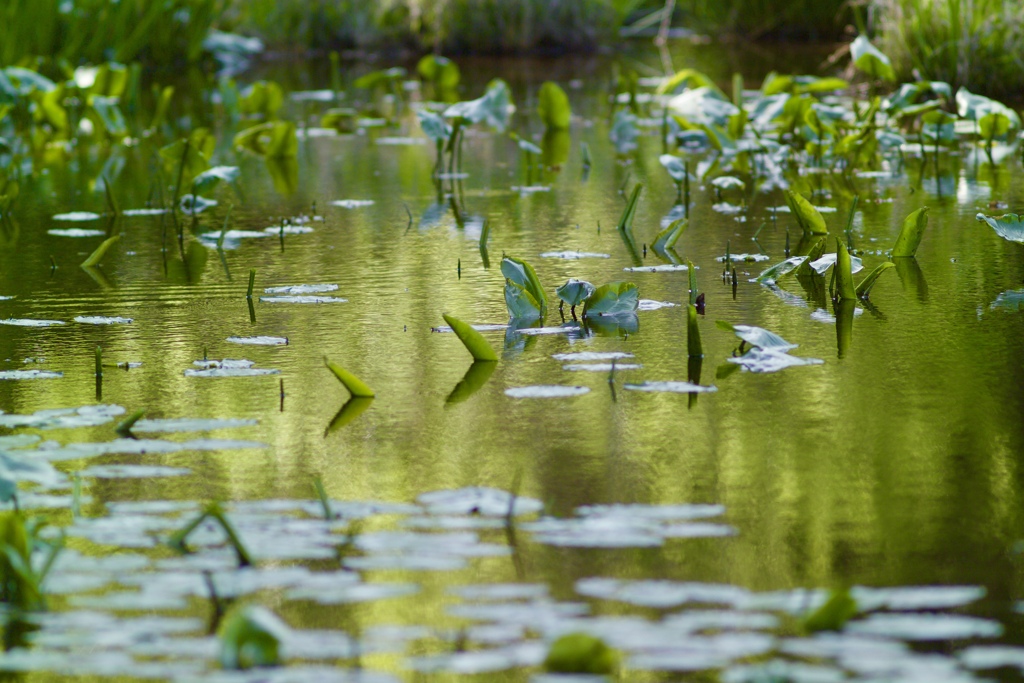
[{"x1": 1, "y1": 39, "x2": 1024, "y2": 681}]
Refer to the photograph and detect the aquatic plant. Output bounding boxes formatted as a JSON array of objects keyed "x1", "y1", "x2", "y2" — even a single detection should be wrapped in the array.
[
  {"x1": 892, "y1": 207, "x2": 929, "y2": 257},
  {"x1": 0, "y1": 513, "x2": 62, "y2": 611},
  {"x1": 502, "y1": 256, "x2": 547, "y2": 319},
  {"x1": 80, "y1": 236, "x2": 120, "y2": 268},
  {"x1": 581, "y1": 282, "x2": 639, "y2": 319},
  {"x1": 851, "y1": 35, "x2": 897, "y2": 83},
  {"x1": 556, "y1": 279, "x2": 595, "y2": 319},
  {"x1": 977, "y1": 213, "x2": 1024, "y2": 244},
  {"x1": 324, "y1": 358, "x2": 376, "y2": 398},
  {"x1": 544, "y1": 632, "x2": 618, "y2": 674},
  {"x1": 687, "y1": 304, "x2": 703, "y2": 357},
  {"x1": 537, "y1": 82, "x2": 571, "y2": 130},
  {"x1": 442, "y1": 314, "x2": 499, "y2": 362},
  {"x1": 218, "y1": 605, "x2": 287, "y2": 670},
  {"x1": 803, "y1": 587, "x2": 859, "y2": 632},
  {"x1": 169, "y1": 502, "x2": 253, "y2": 567}
]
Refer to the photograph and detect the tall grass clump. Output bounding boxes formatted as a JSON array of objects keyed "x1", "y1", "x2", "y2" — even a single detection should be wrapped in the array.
[
  {"x1": 874, "y1": 0, "x2": 1024, "y2": 96},
  {"x1": 0, "y1": 0, "x2": 222, "y2": 67},
  {"x1": 677, "y1": 0, "x2": 850, "y2": 39}
]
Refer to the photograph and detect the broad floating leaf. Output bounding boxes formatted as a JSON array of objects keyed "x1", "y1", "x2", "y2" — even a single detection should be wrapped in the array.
[
  {"x1": 442, "y1": 313, "x2": 498, "y2": 362},
  {"x1": 226, "y1": 336, "x2": 288, "y2": 345},
  {"x1": 976, "y1": 213, "x2": 1024, "y2": 243},
  {"x1": 555, "y1": 279, "x2": 595, "y2": 307},
  {"x1": 191, "y1": 166, "x2": 239, "y2": 194},
  {"x1": 658, "y1": 154, "x2": 688, "y2": 183},
  {"x1": 756, "y1": 256, "x2": 806, "y2": 283},
  {"x1": 851, "y1": 35, "x2": 897, "y2": 82},
  {"x1": 892, "y1": 207, "x2": 929, "y2": 256},
  {"x1": 728, "y1": 348, "x2": 824, "y2": 373},
  {"x1": 501, "y1": 256, "x2": 546, "y2": 311},
  {"x1": 324, "y1": 358, "x2": 375, "y2": 398},
  {"x1": 537, "y1": 81, "x2": 571, "y2": 130},
  {"x1": 717, "y1": 322, "x2": 797, "y2": 351},
  {"x1": 784, "y1": 191, "x2": 828, "y2": 235},
  {"x1": 582, "y1": 282, "x2": 639, "y2": 318}
]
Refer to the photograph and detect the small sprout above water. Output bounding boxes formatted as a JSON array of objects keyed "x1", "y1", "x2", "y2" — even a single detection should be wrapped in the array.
[
  {"x1": 442, "y1": 314, "x2": 498, "y2": 362},
  {"x1": 784, "y1": 190, "x2": 828, "y2": 236},
  {"x1": 168, "y1": 501, "x2": 253, "y2": 568},
  {"x1": 687, "y1": 304, "x2": 703, "y2": 358},
  {"x1": 544, "y1": 632, "x2": 618, "y2": 674},
  {"x1": 803, "y1": 587, "x2": 859, "y2": 632},
  {"x1": 218, "y1": 605, "x2": 287, "y2": 670},
  {"x1": 324, "y1": 358, "x2": 375, "y2": 398},
  {"x1": 581, "y1": 282, "x2": 639, "y2": 318},
  {"x1": 834, "y1": 238, "x2": 857, "y2": 302},
  {"x1": 892, "y1": 207, "x2": 929, "y2": 257},
  {"x1": 80, "y1": 235, "x2": 120, "y2": 268},
  {"x1": 537, "y1": 81, "x2": 571, "y2": 130},
  {"x1": 0, "y1": 512, "x2": 63, "y2": 611},
  {"x1": 555, "y1": 279, "x2": 595, "y2": 319},
  {"x1": 856, "y1": 262, "x2": 896, "y2": 299},
  {"x1": 114, "y1": 409, "x2": 145, "y2": 439}
]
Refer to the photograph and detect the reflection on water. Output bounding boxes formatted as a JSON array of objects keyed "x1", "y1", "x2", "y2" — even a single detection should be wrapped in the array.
[{"x1": 0, "y1": 38, "x2": 1023, "y2": 680}]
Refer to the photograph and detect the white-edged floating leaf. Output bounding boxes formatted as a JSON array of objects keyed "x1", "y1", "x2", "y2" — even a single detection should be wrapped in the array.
[
  {"x1": 226, "y1": 336, "x2": 288, "y2": 345},
  {"x1": 505, "y1": 386, "x2": 590, "y2": 399},
  {"x1": 575, "y1": 578, "x2": 751, "y2": 609},
  {"x1": 121, "y1": 208, "x2": 168, "y2": 216},
  {"x1": 48, "y1": 228, "x2": 105, "y2": 237},
  {"x1": 331, "y1": 199, "x2": 375, "y2": 208},
  {"x1": 851, "y1": 585, "x2": 985, "y2": 612},
  {"x1": 0, "y1": 370, "x2": 62, "y2": 380},
  {"x1": 845, "y1": 613, "x2": 1003, "y2": 641},
  {"x1": 33, "y1": 438, "x2": 268, "y2": 461},
  {"x1": 0, "y1": 318, "x2": 64, "y2": 327},
  {"x1": 711, "y1": 176, "x2": 745, "y2": 191},
  {"x1": 193, "y1": 359, "x2": 255, "y2": 369},
  {"x1": 552, "y1": 352, "x2": 634, "y2": 361},
  {"x1": 624, "y1": 381, "x2": 717, "y2": 394},
  {"x1": 77, "y1": 465, "x2": 191, "y2": 478},
  {"x1": 74, "y1": 316, "x2": 133, "y2": 325},
  {"x1": 259, "y1": 296, "x2": 348, "y2": 304},
  {"x1": 540, "y1": 251, "x2": 610, "y2": 259},
  {"x1": 726, "y1": 324, "x2": 798, "y2": 351},
  {"x1": 52, "y1": 212, "x2": 102, "y2": 221},
  {"x1": 810, "y1": 307, "x2": 863, "y2": 324},
  {"x1": 623, "y1": 264, "x2": 692, "y2": 272},
  {"x1": 178, "y1": 194, "x2": 217, "y2": 213},
  {"x1": 376, "y1": 137, "x2": 427, "y2": 146},
  {"x1": 264, "y1": 224, "x2": 315, "y2": 236},
  {"x1": 727, "y1": 348, "x2": 824, "y2": 373},
  {"x1": 523, "y1": 516, "x2": 663, "y2": 548},
  {"x1": 712, "y1": 202, "x2": 744, "y2": 214},
  {"x1": 722, "y1": 661, "x2": 845, "y2": 683},
  {"x1": 287, "y1": 580, "x2": 419, "y2": 605},
  {"x1": 563, "y1": 364, "x2": 642, "y2": 372},
  {"x1": 417, "y1": 487, "x2": 544, "y2": 517},
  {"x1": 263, "y1": 284, "x2": 339, "y2": 294},
  {"x1": 450, "y1": 584, "x2": 550, "y2": 601},
  {"x1": 808, "y1": 253, "x2": 864, "y2": 275},
  {"x1": 556, "y1": 280, "x2": 596, "y2": 307},
  {"x1": 0, "y1": 296, "x2": 12, "y2": 301},
  {"x1": 756, "y1": 256, "x2": 807, "y2": 283},
  {"x1": 517, "y1": 326, "x2": 582, "y2": 336},
  {"x1": 132, "y1": 418, "x2": 257, "y2": 433},
  {"x1": 0, "y1": 404, "x2": 124, "y2": 429},
  {"x1": 717, "y1": 253, "x2": 770, "y2": 263},
  {"x1": 960, "y1": 645, "x2": 1024, "y2": 671},
  {"x1": 638, "y1": 300, "x2": 679, "y2": 310},
  {"x1": 184, "y1": 367, "x2": 280, "y2": 378},
  {"x1": 576, "y1": 503, "x2": 726, "y2": 520}
]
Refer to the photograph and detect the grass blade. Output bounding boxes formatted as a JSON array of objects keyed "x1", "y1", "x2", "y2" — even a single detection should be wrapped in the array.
[
  {"x1": 616, "y1": 184, "x2": 643, "y2": 234},
  {"x1": 442, "y1": 313, "x2": 499, "y2": 362},
  {"x1": 81, "y1": 235, "x2": 120, "y2": 267},
  {"x1": 855, "y1": 261, "x2": 895, "y2": 299}
]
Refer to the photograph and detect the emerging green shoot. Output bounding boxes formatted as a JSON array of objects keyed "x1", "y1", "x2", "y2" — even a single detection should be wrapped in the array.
[
  {"x1": 537, "y1": 81, "x2": 571, "y2": 130},
  {"x1": 616, "y1": 184, "x2": 643, "y2": 235},
  {"x1": 834, "y1": 238, "x2": 857, "y2": 301},
  {"x1": 856, "y1": 262, "x2": 896, "y2": 299},
  {"x1": 687, "y1": 260, "x2": 698, "y2": 305},
  {"x1": 312, "y1": 477, "x2": 333, "y2": 520},
  {"x1": 802, "y1": 587, "x2": 859, "y2": 632},
  {"x1": 652, "y1": 218, "x2": 686, "y2": 254},
  {"x1": 168, "y1": 502, "x2": 253, "y2": 568},
  {"x1": 114, "y1": 409, "x2": 145, "y2": 438},
  {"x1": 687, "y1": 304, "x2": 703, "y2": 357},
  {"x1": 246, "y1": 269, "x2": 255, "y2": 299},
  {"x1": 784, "y1": 191, "x2": 828, "y2": 235},
  {"x1": 0, "y1": 512, "x2": 63, "y2": 611},
  {"x1": 442, "y1": 313, "x2": 499, "y2": 362},
  {"x1": 324, "y1": 358, "x2": 376, "y2": 398},
  {"x1": 81, "y1": 235, "x2": 120, "y2": 268},
  {"x1": 218, "y1": 606, "x2": 287, "y2": 670},
  {"x1": 891, "y1": 207, "x2": 929, "y2": 257}
]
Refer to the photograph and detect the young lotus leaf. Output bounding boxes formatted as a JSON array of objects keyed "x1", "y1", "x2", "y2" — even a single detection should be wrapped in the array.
[
  {"x1": 656, "y1": 68, "x2": 723, "y2": 97},
  {"x1": 582, "y1": 282, "x2": 639, "y2": 317},
  {"x1": 717, "y1": 321, "x2": 798, "y2": 351},
  {"x1": 711, "y1": 176, "x2": 745, "y2": 192},
  {"x1": 158, "y1": 135, "x2": 211, "y2": 189},
  {"x1": 610, "y1": 109, "x2": 639, "y2": 153},
  {"x1": 784, "y1": 191, "x2": 828, "y2": 235},
  {"x1": 976, "y1": 213, "x2": 1024, "y2": 244},
  {"x1": 555, "y1": 279, "x2": 595, "y2": 307},
  {"x1": 658, "y1": 154, "x2": 687, "y2": 182},
  {"x1": 353, "y1": 67, "x2": 406, "y2": 90},
  {"x1": 851, "y1": 35, "x2": 896, "y2": 82},
  {"x1": 756, "y1": 256, "x2": 807, "y2": 284},
  {"x1": 444, "y1": 79, "x2": 512, "y2": 131},
  {"x1": 324, "y1": 358, "x2": 375, "y2": 398},
  {"x1": 239, "y1": 80, "x2": 284, "y2": 118},
  {"x1": 653, "y1": 218, "x2": 687, "y2": 253},
  {"x1": 417, "y1": 110, "x2": 451, "y2": 141},
  {"x1": 504, "y1": 281, "x2": 542, "y2": 320},
  {"x1": 218, "y1": 606, "x2": 288, "y2": 670},
  {"x1": 544, "y1": 632, "x2": 618, "y2": 674},
  {"x1": 192, "y1": 166, "x2": 240, "y2": 194},
  {"x1": 956, "y1": 87, "x2": 1021, "y2": 130},
  {"x1": 417, "y1": 55, "x2": 460, "y2": 89},
  {"x1": 668, "y1": 87, "x2": 739, "y2": 127},
  {"x1": 892, "y1": 207, "x2": 930, "y2": 256},
  {"x1": 500, "y1": 256, "x2": 546, "y2": 310},
  {"x1": 537, "y1": 81, "x2": 571, "y2": 130},
  {"x1": 441, "y1": 314, "x2": 498, "y2": 362},
  {"x1": 233, "y1": 121, "x2": 297, "y2": 158},
  {"x1": 856, "y1": 261, "x2": 896, "y2": 299}
]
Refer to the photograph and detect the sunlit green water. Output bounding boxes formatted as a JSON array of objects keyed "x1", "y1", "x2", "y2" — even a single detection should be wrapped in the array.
[{"x1": 1, "y1": 39, "x2": 1024, "y2": 681}]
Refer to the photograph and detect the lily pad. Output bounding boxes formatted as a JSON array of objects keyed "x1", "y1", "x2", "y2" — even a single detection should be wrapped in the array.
[
  {"x1": 259, "y1": 296, "x2": 348, "y2": 304},
  {"x1": 505, "y1": 386, "x2": 590, "y2": 399},
  {"x1": 540, "y1": 252, "x2": 610, "y2": 260},
  {"x1": 0, "y1": 319, "x2": 64, "y2": 327},
  {"x1": 263, "y1": 284, "x2": 339, "y2": 294},
  {"x1": 0, "y1": 370, "x2": 62, "y2": 380},
  {"x1": 74, "y1": 316, "x2": 133, "y2": 325},
  {"x1": 48, "y1": 228, "x2": 105, "y2": 237},
  {"x1": 727, "y1": 348, "x2": 824, "y2": 373},
  {"x1": 623, "y1": 381, "x2": 717, "y2": 394},
  {"x1": 552, "y1": 352, "x2": 634, "y2": 361},
  {"x1": 52, "y1": 212, "x2": 102, "y2": 221},
  {"x1": 563, "y1": 364, "x2": 642, "y2": 372},
  {"x1": 226, "y1": 336, "x2": 288, "y2": 345},
  {"x1": 976, "y1": 213, "x2": 1024, "y2": 243},
  {"x1": 331, "y1": 200, "x2": 375, "y2": 208}
]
